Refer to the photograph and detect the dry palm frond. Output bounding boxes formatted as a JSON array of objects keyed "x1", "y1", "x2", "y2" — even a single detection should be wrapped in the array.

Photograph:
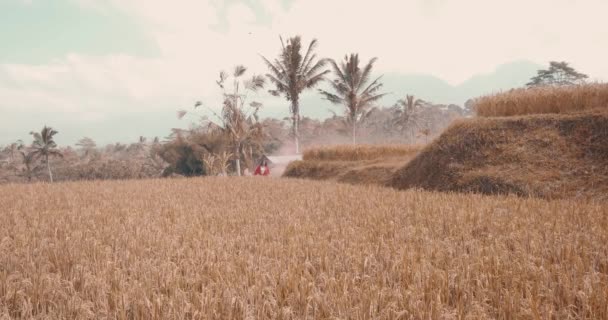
[
  {"x1": 202, "y1": 153, "x2": 218, "y2": 176},
  {"x1": 216, "y1": 151, "x2": 233, "y2": 175}
]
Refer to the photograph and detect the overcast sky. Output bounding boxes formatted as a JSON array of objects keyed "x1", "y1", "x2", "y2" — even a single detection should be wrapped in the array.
[{"x1": 1, "y1": 0, "x2": 607, "y2": 145}]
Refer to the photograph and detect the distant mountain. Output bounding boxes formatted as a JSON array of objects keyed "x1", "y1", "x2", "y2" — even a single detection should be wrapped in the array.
[
  {"x1": 0, "y1": 60, "x2": 543, "y2": 146},
  {"x1": 288, "y1": 60, "x2": 543, "y2": 119},
  {"x1": 458, "y1": 60, "x2": 542, "y2": 98},
  {"x1": 377, "y1": 60, "x2": 543, "y2": 106}
]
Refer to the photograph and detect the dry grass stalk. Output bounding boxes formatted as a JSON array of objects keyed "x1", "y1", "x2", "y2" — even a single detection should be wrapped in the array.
[
  {"x1": 475, "y1": 83, "x2": 608, "y2": 117},
  {"x1": 216, "y1": 151, "x2": 232, "y2": 175},
  {"x1": 202, "y1": 154, "x2": 218, "y2": 175},
  {"x1": 303, "y1": 144, "x2": 422, "y2": 162},
  {"x1": 1, "y1": 178, "x2": 606, "y2": 319}
]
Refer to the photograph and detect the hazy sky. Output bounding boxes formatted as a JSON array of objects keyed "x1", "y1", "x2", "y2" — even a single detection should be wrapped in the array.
[{"x1": 1, "y1": 0, "x2": 607, "y2": 145}]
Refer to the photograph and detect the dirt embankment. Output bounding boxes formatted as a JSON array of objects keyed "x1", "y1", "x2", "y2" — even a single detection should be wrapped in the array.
[
  {"x1": 285, "y1": 111, "x2": 608, "y2": 201},
  {"x1": 389, "y1": 111, "x2": 608, "y2": 201},
  {"x1": 283, "y1": 145, "x2": 421, "y2": 186}
]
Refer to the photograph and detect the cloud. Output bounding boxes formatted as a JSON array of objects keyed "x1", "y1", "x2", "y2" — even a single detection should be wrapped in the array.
[
  {"x1": 69, "y1": 0, "x2": 608, "y2": 83},
  {"x1": 1, "y1": 0, "x2": 607, "y2": 145}
]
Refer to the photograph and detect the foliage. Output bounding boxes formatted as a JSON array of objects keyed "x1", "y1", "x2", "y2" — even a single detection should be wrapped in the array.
[
  {"x1": 319, "y1": 54, "x2": 387, "y2": 145},
  {"x1": 527, "y1": 61, "x2": 588, "y2": 87},
  {"x1": 262, "y1": 36, "x2": 330, "y2": 153},
  {"x1": 181, "y1": 65, "x2": 266, "y2": 176},
  {"x1": 0, "y1": 103, "x2": 464, "y2": 183},
  {"x1": 393, "y1": 95, "x2": 427, "y2": 143},
  {"x1": 29, "y1": 126, "x2": 62, "y2": 183}
]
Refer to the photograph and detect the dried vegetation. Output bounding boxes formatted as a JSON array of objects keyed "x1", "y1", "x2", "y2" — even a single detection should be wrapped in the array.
[
  {"x1": 390, "y1": 110, "x2": 608, "y2": 201},
  {"x1": 475, "y1": 83, "x2": 608, "y2": 117},
  {"x1": 1, "y1": 178, "x2": 607, "y2": 319},
  {"x1": 303, "y1": 144, "x2": 422, "y2": 162}
]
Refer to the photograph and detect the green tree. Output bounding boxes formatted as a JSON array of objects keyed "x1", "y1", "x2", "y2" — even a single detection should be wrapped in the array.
[
  {"x1": 3, "y1": 140, "x2": 24, "y2": 165},
  {"x1": 76, "y1": 137, "x2": 97, "y2": 159},
  {"x1": 30, "y1": 126, "x2": 62, "y2": 183},
  {"x1": 18, "y1": 148, "x2": 40, "y2": 182},
  {"x1": 394, "y1": 95, "x2": 426, "y2": 143},
  {"x1": 261, "y1": 36, "x2": 329, "y2": 153},
  {"x1": 527, "y1": 61, "x2": 588, "y2": 87},
  {"x1": 319, "y1": 54, "x2": 387, "y2": 145}
]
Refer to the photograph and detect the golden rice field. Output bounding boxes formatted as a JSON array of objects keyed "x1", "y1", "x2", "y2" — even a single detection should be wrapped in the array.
[
  {"x1": 1, "y1": 178, "x2": 607, "y2": 319},
  {"x1": 475, "y1": 83, "x2": 608, "y2": 117},
  {"x1": 303, "y1": 144, "x2": 422, "y2": 162}
]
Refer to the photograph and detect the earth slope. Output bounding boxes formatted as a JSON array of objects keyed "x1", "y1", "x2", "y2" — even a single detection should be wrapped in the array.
[{"x1": 389, "y1": 111, "x2": 608, "y2": 200}]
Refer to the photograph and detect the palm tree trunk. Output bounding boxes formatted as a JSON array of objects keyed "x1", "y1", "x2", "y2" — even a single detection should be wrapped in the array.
[
  {"x1": 292, "y1": 100, "x2": 300, "y2": 154},
  {"x1": 410, "y1": 128, "x2": 415, "y2": 144},
  {"x1": 235, "y1": 144, "x2": 241, "y2": 177},
  {"x1": 248, "y1": 145, "x2": 253, "y2": 172},
  {"x1": 295, "y1": 117, "x2": 300, "y2": 154},
  {"x1": 352, "y1": 120, "x2": 357, "y2": 145},
  {"x1": 46, "y1": 154, "x2": 53, "y2": 183}
]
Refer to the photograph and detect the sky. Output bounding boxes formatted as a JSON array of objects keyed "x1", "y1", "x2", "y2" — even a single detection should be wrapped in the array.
[{"x1": 1, "y1": 0, "x2": 607, "y2": 145}]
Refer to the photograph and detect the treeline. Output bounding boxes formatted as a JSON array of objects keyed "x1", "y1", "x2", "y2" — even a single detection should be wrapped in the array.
[
  {"x1": 0, "y1": 35, "x2": 485, "y2": 183},
  {"x1": 0, "y1": 102, "x2": 468, "y2": 183}
]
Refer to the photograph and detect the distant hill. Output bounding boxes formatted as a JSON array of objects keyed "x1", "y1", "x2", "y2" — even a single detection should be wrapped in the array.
[{"x1": 284, "y1": 60, "x2": 543, "y2": 119}]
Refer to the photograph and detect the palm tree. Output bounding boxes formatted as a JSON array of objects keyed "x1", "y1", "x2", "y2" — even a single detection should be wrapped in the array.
[
  {"x1": 3, "y1": 140, "x2": 23, "y2": 165},
  {"x1": 261, "y1": 36, "x2": 329, "y2": 154},
  {"x1": 18, "y1": 148, "x2": 39, "y2": 182},
  {"x1": 394, "y1": 95, "x2": 426, "y2": 143},
  {"x1": 319, "y1": 54, "x2": 387, "y2": 145},
  {"x1": 76, "y1": 137, "x2": 97, "y2": 159},
  {"x1": 30, "y1": 126, "x2": 62, "y2": 183}
]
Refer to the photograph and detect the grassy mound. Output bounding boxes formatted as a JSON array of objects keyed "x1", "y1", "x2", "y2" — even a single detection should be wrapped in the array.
[
  {"x1": 303, "y1": 144, "x2": 421, "y2": 161},
  {"x1": 284, "y1": 145, "x2": 421, "y2": 185},
  {"x1": 475, "y1": 83, "x2": 608, "y2": 117},
  {"x1": 389, "y1": 110, "x2": 608, "y2": 200},
  {"x1": 284, "y1": 158, "x2": 411, "y2": 185}
]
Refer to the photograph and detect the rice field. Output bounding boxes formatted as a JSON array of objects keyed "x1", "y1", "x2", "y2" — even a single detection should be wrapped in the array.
[
  {"x1": 303, "y1": 144, "x2": 422, "y2": 162},
  {"x1": 1, "y1": 178, "x2": 607, "y2": 319},
  {"x1": 475, "y1": 83, "x2": 608, "y2": 117}
]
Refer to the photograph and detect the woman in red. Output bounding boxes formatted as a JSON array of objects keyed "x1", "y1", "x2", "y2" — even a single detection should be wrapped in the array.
[{"x1": 254, "y1": 160, "x2": 270, "y2": 176}]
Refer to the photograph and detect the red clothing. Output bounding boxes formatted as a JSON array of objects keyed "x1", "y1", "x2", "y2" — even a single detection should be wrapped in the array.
[{"x1": 254, "y1": 165, "x2": 270, "y2": 176}]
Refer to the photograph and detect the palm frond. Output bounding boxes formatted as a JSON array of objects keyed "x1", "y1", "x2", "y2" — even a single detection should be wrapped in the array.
[
  {"x1": 299, "y1": 38, "x2": 318, "y2": 73},
  {"x1": 233, "y1": 65, "x2": 247, "y2": 78},
  {"x1": 361, "y1": 92, "x2": 388, "y2": 106},
  {"x1": 265, "y1": 74, "x2": 288, "y2": 93},
  {"x1": 361, "y1": 76, "x2": 384, "y2": 96},
  {"x1": 358, "y1": 57, "x2": 378, "y2": 92},
  {"x1": 304, "y1": 70, "x2": 330, "y2": 89},
  {"x1": 304, "y1": 59, "x2": 329, "y2": 82},
  {"x1": 244, "y1": 75, "x2": 265, "y2": 92},
  {"x1": 318, "y1": 89, "x2": 344, "y2": 105},
  {"x1": 260, "y1": 55, "x2": 280, "y2": 76},
  {"x1": 328, "y1": 59, "x2": 348, "y2": 86}
]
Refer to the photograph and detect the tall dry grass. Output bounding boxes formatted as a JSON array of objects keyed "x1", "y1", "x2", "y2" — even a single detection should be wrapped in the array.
[
  {"x1": 0, "y1": 178, "x2": 607, "y2": 319},
  {"x1": 475, "y1": 83, "x2": 608, "y2": 117},
  {"x1": 303, "y1": 144, "x2": 422, "y2": 161}
]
